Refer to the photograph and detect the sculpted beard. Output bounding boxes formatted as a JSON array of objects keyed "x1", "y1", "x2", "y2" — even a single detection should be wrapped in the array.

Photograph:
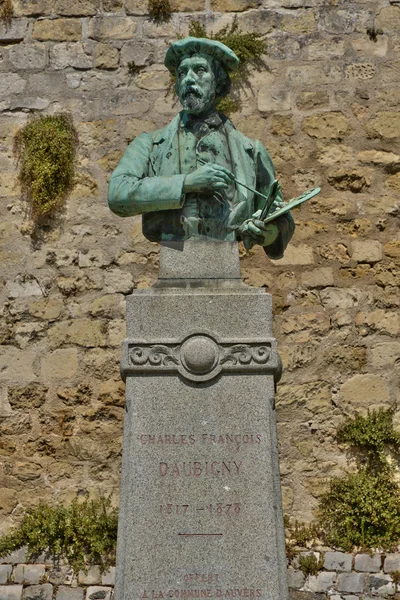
[{"x1": 180, "y1": 84, "x2": 216, "y2": 114}]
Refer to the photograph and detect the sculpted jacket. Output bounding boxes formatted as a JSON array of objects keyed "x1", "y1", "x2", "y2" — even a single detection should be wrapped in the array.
[{"x1": 108, "y1": 112, "x2": 295, "y2": 259}]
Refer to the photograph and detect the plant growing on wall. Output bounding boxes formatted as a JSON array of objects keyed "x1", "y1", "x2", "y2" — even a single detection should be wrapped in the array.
[
  {"x1": 0, "y1": 0, "x2": 13, "y2": 27},
  {"x1": 318, "y1": 408, "x2": 400, "y2": 550},
  {"x1": 14, "y1": 113, "x2": 77, "y2": 220},
  {"x1": 0, "y1": 497, "x2": 118, "y2": 573},
  {"x1": 175, "y1": 18, "x2": 267, "y2": 114},
  {"x1": 148, "y1": 0, "x2": 172, "y2": 23}
]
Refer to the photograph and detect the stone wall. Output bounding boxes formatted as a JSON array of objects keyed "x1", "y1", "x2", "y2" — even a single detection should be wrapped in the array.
[
  {"x1": 2, "y1": 549, "x2": 400, "y2": 599},
  {"x1": 0, "y1": 0, "x2": 399, "y2": 533}
]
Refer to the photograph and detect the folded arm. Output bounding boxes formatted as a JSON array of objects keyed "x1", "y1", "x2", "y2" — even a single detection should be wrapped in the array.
[{"x1": 108, "y1": 133, "x2": 186, "y2": 217}]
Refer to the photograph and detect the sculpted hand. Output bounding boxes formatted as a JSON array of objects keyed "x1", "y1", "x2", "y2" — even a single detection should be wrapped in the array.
[
  {"x1": 183, "y1": 163, "x2": 234, "y2": 194},
  {"x1": 238, "y1": 218, "x2": 279, "y2": 251}
]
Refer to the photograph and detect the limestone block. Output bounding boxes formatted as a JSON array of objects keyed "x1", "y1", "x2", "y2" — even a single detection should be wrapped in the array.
[
  {"x1": 384, "y1": 554, "x2": 400, "y2": 573},
  {"x1": 6, "y1": 276, "x2": 43, "y2": 299},
  {"x1": 107, "y1": 319, "x2": 126, "y2": 346},
  {"x1": 0, "y1": 19, "x2": 29, "y2": 43},
  {"x1": 210, "y1": 0, "x2": 258, "y2": 10},
  {"x1": 376, "y1": 5, "x2": 400, "y2": 32},
  {"x1": 280, "y1": 312, "x2": 330, "y2": 337},
  {"x1": 103, "y1": 0, "x2": 123, "y2": 10},
  {"x1": 85, "y1": 587, "x2": 112, "y2": 600},
  {"x1": 101, "y1": 567, "x2": 116, "y2": 586},
  {"x1": 89, "y1": 294, "x2": 125, "y2": 318},
  {"x1": 306, "y1": 38, "x2": 344, "y2": 60},
  {"x1": 337, "y1": 573, "x2": 365, "y2": 593},
  {"x1": 14, "y1": 564, "x2": 46, "y2": 585},
  {"x1": 50, "y1": 43, "x2": 93, "y2": 70},
  {"x1": 324, "y1": 552, "x2": 352, "y2": 572},
  {"x1": 103, "y1": 269, "x2": 134, "y2": 294},
  {"x1": 238, "y1": 9, "x2": 280, "y2": 34},
  {"x1": 273, "y1": 244, "x2": 313, "y2": 265},
  {"x1": 367, "y1": 574, "x2": 395, "y2": 596},
  {"x1": 120, "y1": 40, "x2": 159, "y2": 67},
  {"x1": 286, "y1": 64, "x2": 342, "y2": 86},
  {"x1": 384, "y1": 240, "x2": 400, "y2": 258},
  {"x1": 13, "y1": 0, "x2": 52, "y2": 16},
  {"x1": 54, "y1": 0, "x2": 99, "y2": 16},
  {"x1": 271, "y1": 115, "x2": 294, "y2": 136},
  {"x1": 296, "y1": 91, "x2": 329, "y2": 110},
  {"x1": 171, "y1": 0, "x2": 205, "y2": 10},
  {"x1": 358, "y1": 150, "x2": 400, "y2": 166},
  {"x1": 142, "y1": 17, "x2": 179, "y2": 38},
  {"x1": 8, "y1": 43, "x2": 47, "y2": 70},
  {"x1": 320, "y1": 288, "x2": 364, "y2": 310},
  {"x1": 48, "y1": 319, "x2": 107, "y2": 348},
  {"x1": 287, "y1": 569, "x2": 304, "y2": 589},
  {"x1": 0, "y1": 548, "x2": 27, "y2": 564},
  {"x1": 48, "y1": 566, "x2": 74, "y2": 585},
  {"x1": 0, "y1": 565, "x2": 12, "y2": 584},
  {"x1": 301, "y1": 267, "x2": 334, "y2": 288},
  {"x1": 88, "y1": 17, "x2": 137, "y2": 40},
  {"x1": 124, "y1": 0, "x2": 148, "y2": 14},
  {"x1": 281, "y1": 10, "x2": 316, "y2": 34},
  {"x1": 302, "y1": 112, "x2": 349, "y2": 139},
  {"x1": 267, "y1": 34, "x2": 301, "y2": 60},
  {"x1": 339, "y1": 374, "x2": 391, "y2": 413},
  {"x1": 0, "y1": 586, "x2": 23, "y2": 600},
  {"x1": 258, "y1": 88, "x2": 291, "y2": 112},
  {"x1": 345, "y1": 63, "x2": 375, "y2": 80},
  {"x1": 316, "y1": 7, "x2": 373, "y2": 34},
  {"x1": 366, "y1": 112, "x2": 400, "y2": 139},
  {"x1": 136, "y1": 69, "x2": 170, "y2": 90},
  {"x1": 351, "y1": 36, "x2": 388, "y2": 57},
  {"x1": 0, "y1": 73, "x2": 26, "y2": 97},
  {"x1": 29, "y1": 299, "x2": 64, "y2": 321},
  {"x1": 355, "y1": 310, "x2": 399, "y2": 336},
  {"x1": 386, "y1": 172, "x2": 400, "y2": 192},
  {"x1": 22, "y1": 584, "x2": 53, "y2": 600},
  {"x1": 56, "y1": 587, "x2": 84, "y2": 600},
  {"x1": 354, "y1": 553, "x2": 381, "y2": 573},
  {"x1": 307, "y1": 572, "x2": 336, "y2": 593},
  {"x1": 369, "y1": 342, "x2": 400, "y2": 369},
  {"x1": 98, "y1": 379, "x2": 125, "y2": 406},
  {"x1": 33, "y1": 19, "x2": 82, "y2": 41},
  {"x1": 78, "y1": 566, "x2": 101, "y2": 585},
  {"x1": 41, "y1": 349, "x2": 79, "y2": 379},
  {"x1": 93, "y1": 43, "x2": 119, "y2": 69},
  {"x1": 0, "y1": 348, "x2": 36, "y2": 383},
  {"x1": 351, "y1": 240, "x2": 382, "y2": 263}
]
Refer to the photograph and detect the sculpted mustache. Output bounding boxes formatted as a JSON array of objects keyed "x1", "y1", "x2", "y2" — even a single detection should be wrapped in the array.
[{"x1": 182, "y1": 87, "x2": 202, "y2": 99}]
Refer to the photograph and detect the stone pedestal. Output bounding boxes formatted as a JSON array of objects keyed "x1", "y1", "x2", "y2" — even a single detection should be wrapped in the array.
[{"x1": 116, "y1": 241, "x2": 288, "y2": 600}]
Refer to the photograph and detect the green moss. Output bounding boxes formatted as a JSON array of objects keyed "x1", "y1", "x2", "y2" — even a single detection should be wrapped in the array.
[
  {"x1": 0, "y1": 0, "x2": 13, "y2": 27},
  {"x1": 298, "y1": 553, "x2": 324, "y2": 577},
  {"x1": 284, "y1": 516, "x2": 324, "y2": 560},
  {"x1": 14, "y1": 114, "x2": 77, "y2": 220},
  {"x1": 0, "y1": 497, "x2": 118, "y2": 573},
  {"x1": 366, "y1": 27, "x2": 383, "y2": 42},
  {"x1": 148, "y1": 0, "x2": 172, "y2": 23},
  {"x1": 317, "y1": 408, "x2": 400, "y2": 551},
  {"x1": 336, "y1": 407, "x2": 400, "y2": 470},
  {"x1": 177, "y1": 18, "x2": 267, "y2": 114}
]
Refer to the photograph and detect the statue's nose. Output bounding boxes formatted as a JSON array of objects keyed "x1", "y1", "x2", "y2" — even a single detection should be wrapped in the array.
[{"x1": 183, "y1": 69, "x2": 196, "y2": 84}]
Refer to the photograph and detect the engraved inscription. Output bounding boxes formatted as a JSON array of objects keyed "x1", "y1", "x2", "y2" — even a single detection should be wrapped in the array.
[
  {"x1": 139, "y1": 433, "x2": 261, "y2": 447},
  {"x1": 141, "y1": 588, "x2": 263, "y2": 598},
  {"x1": 159, "y1": 461, "x2": 242, "y2": 477},
  {"x1": 158, "y1": 504, "x2": 241, "y2": 516}
]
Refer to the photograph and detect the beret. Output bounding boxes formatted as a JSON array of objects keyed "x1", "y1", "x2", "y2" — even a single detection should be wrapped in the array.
[{"x1": 164, "y1": 37, "x2": 240, "y2": 74}]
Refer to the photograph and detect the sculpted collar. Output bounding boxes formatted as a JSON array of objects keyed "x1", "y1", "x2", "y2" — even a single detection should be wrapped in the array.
[{"x1": 180, "y1": 110, "x2": 224, "y2": 130}]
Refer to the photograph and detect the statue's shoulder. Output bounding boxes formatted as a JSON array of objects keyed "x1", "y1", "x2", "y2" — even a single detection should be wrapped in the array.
[
  {"x1": 147, "y1": 114, "x2": 181, "y2": 145},
  {"x1": 221, "y1": 113, "x2": 255, "y2": 153}
]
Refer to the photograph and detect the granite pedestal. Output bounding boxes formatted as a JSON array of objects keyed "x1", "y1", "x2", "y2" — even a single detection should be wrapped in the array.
[{"x1": 116, "y1": 241, "x2": 288, "y2": 600}]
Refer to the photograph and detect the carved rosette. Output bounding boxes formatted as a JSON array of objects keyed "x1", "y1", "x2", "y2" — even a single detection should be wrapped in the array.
[{"x1": 121, "y1": 332, "x2": 280, "y2": 383}]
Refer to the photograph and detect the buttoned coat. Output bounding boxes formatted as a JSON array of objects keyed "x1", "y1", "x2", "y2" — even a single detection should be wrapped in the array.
[{"x1": 108, "y1": 113, "x2": 294, "y2": 259}]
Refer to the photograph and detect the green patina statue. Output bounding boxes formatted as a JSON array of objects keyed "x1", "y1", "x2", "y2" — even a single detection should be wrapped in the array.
[{"x1": 108, "y1": 37, "x2": 295, "y2": 259}]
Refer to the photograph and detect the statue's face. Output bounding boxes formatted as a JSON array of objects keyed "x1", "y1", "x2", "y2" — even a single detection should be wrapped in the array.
[{"x1": 176, "y1": 54, "x2": 216, "y2": 116}]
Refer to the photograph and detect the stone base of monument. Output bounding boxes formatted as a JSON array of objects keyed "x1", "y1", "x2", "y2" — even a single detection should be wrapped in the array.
[{"x1": 116, "y1": 241, "x2": 288, "y2": 600}]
